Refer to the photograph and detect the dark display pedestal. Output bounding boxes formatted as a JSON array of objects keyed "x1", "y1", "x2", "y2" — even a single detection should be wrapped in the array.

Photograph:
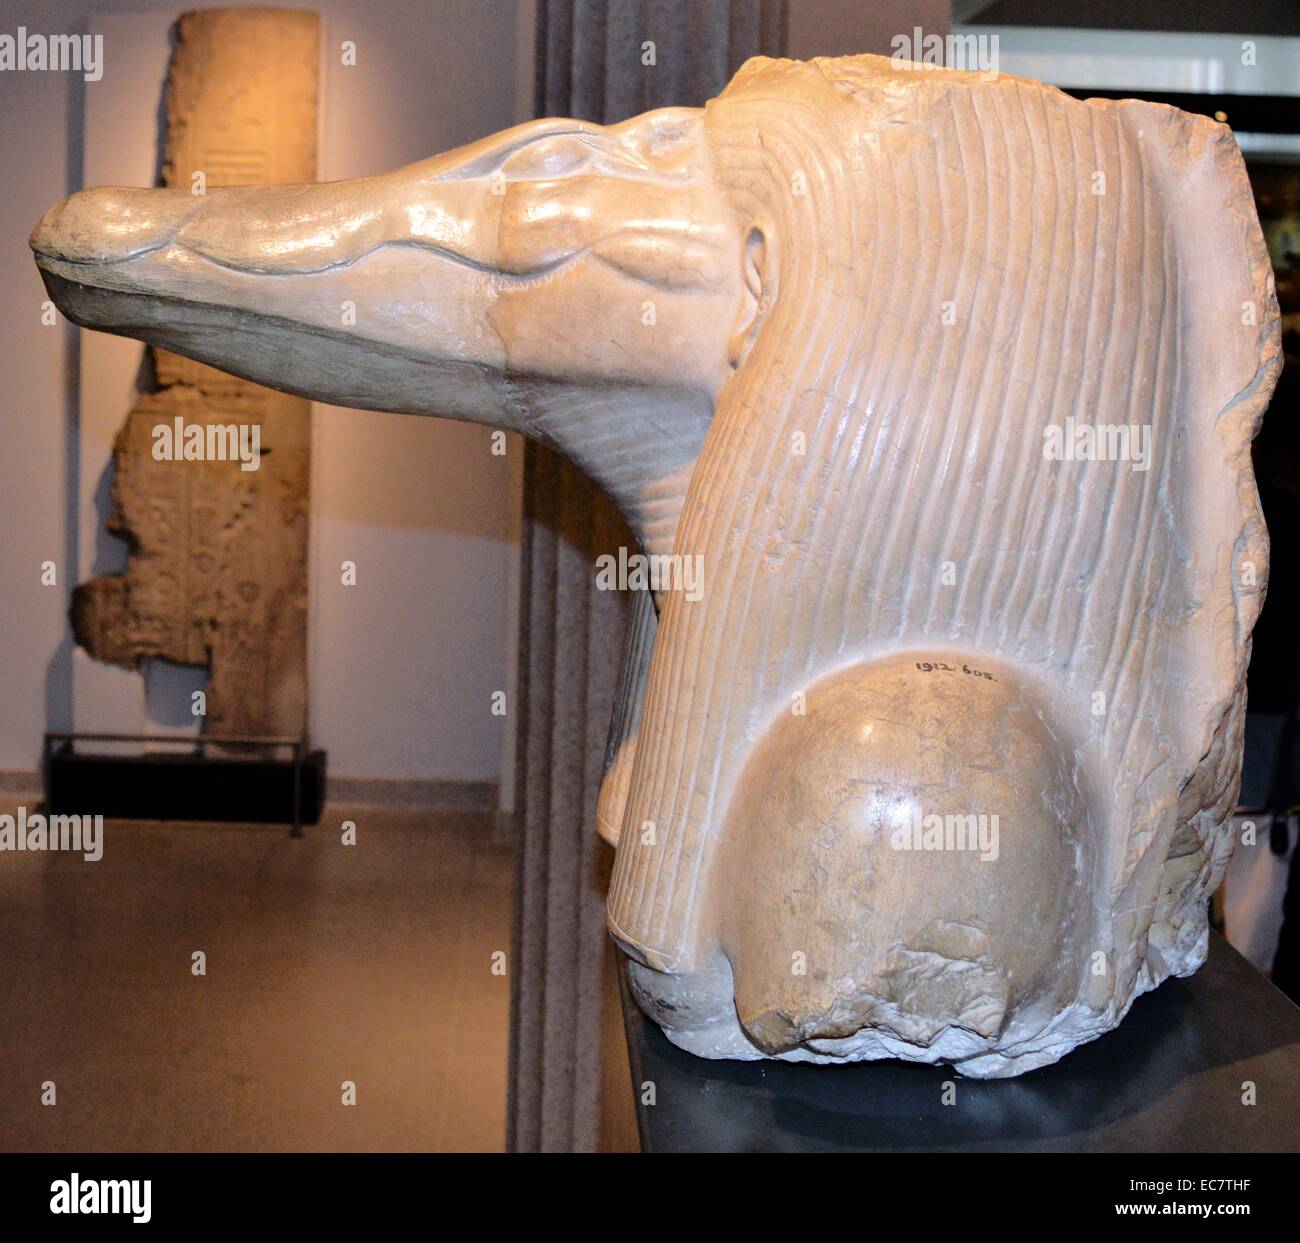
[
  {"x1": 619, "y1": 933, "x2": 1300, "y2": 1152},
  {"x1": 44, "y1": 734, "x2": 326, "y2": 831}
]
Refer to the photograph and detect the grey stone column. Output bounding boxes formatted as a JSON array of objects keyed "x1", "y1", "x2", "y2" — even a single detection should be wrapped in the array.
[{"x1": 507, "y1": 0, "x2": 788, "y2": 1153}]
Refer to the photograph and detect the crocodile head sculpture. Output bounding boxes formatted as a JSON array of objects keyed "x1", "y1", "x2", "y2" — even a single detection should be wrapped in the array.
[{"x1": 33, "y1": 54, "x2": 1281, "y2": 1076}]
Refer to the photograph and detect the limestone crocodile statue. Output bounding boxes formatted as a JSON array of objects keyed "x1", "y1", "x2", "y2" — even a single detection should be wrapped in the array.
[{"x1": 32, "y1": 54, "x2": 1281, "y2": 1076}]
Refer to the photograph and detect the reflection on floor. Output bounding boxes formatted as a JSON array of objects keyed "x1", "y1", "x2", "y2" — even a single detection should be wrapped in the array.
[{"x1": 0, "y1": 802, "x2": 514, "y2": 1152}]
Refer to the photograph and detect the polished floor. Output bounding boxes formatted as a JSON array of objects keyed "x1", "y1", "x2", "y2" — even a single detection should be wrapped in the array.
[{"x1": 0, "y1": 803, "x2": 517, "y2": 1151}]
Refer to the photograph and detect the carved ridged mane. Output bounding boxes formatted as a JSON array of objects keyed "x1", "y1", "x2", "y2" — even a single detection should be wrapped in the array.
[{"x1": 608, "y1": 53, "x2": 1279, "y2": 1008}]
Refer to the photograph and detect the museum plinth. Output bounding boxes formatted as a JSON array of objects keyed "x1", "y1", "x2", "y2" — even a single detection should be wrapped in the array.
[{"x1": 619, "y1": 933, "x2": 1300, "y2": 1153}]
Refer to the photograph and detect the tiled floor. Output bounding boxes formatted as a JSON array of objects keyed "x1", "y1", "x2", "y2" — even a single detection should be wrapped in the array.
[{"x1": 0, "y1": 803, "x2": 515, "y2": 1151}]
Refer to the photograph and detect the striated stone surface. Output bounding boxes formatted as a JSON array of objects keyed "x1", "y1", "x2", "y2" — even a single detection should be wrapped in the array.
[
  {"x1": 33, "y1": 53, "x2": 1281, "y2": 1074},
  {"x1": 609, "y1": 56, "x2": 1281, "y2": 1075},
  {"x1": 71, "y1": 8, "x2": 317, "y2": 740}
]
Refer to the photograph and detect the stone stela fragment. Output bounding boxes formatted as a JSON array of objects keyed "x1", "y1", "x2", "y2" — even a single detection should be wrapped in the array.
[{"x1": 70, "y1": 8, "x2": 317, "y2": 742}]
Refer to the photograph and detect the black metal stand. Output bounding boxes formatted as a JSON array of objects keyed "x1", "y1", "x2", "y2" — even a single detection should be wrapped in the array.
[
  {"x1": 43, "y1": 732, "x2": 326, "y2": 834},
  {"x1": 619, "y1": 933, "x2": 1300, "y2": 1153}
]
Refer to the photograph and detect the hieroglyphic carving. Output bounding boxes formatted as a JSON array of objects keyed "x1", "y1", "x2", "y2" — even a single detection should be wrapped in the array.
[{"x1": 71, "y1": 9, "x2": 318, "y2": 738}]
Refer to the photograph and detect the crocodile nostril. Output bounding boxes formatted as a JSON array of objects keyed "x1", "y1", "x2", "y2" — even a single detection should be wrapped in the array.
[{"x1": 30, "y1": 186, "x2": 197, "y2": 265}]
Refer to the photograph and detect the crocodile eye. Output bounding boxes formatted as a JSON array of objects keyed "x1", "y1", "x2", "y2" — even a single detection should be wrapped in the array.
[{"x1": 501, "y1": 134, "x2": 600, "y2": 181}]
